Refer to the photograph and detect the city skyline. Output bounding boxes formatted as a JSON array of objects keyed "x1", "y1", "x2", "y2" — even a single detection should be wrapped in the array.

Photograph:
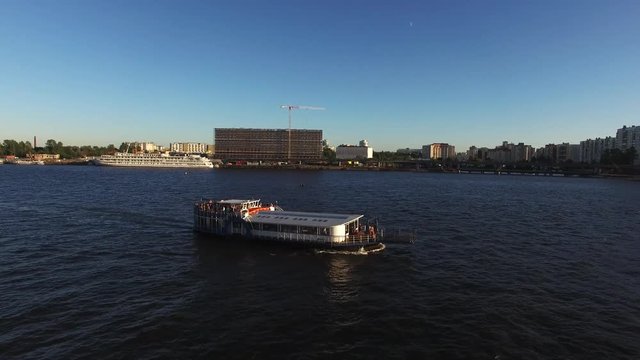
[
  {"x1": 2, "y1": 0, "x2": 639, "y2": 151},
  {"x1": 2, "y1": 122, "x2": 635, "y2": 156}
]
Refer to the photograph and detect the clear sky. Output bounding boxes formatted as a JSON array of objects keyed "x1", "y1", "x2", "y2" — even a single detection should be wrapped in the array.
[{"x1": 1, "y1": 0, "x2": 639, "y2": 151}]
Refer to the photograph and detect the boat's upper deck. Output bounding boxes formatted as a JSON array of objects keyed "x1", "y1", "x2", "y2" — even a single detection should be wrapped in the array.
[
  {"x1": 250, "y1": 211, "x2": 362, "y2": 227},
  {"x1": 194, "y1": 199, "x2": 362, "y2": 227},
  {"x1": 217, "y1": 199, "x2": 256, "y2": 205}
]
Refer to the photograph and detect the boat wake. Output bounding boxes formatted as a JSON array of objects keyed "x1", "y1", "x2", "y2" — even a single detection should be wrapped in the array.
[{"x1": 314, "y1": 243, "x2": 386, "y2": 255}]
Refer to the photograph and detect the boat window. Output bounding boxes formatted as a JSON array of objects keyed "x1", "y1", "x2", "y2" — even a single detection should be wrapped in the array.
[
  {"x1": 281, "y1": 224, "x2": 298, "y2": 233},
  {"x1": 262, "y1": 223, "x2": 277, "y2": 232},
  {"x1": 300, "y1": 226, "x2": 317, "y2": 235}
]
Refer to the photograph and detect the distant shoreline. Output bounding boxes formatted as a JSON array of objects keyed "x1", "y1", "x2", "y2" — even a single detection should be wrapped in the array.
[
  {"x1": 4, "y1": 160, "x2": 639, "y2": 180},
  {"x1": 216, "y1": 163, "x2": 640, "y2": 180}
]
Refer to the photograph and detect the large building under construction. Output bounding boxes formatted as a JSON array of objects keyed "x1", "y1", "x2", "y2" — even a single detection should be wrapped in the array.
[{"x1": 214, "y1": 128, "x2": 323, "y2": 162}]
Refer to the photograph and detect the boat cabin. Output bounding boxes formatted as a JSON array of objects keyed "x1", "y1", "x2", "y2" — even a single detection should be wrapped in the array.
[{"x1": 250, "y1": 211, "x2": 369, "y2": 243}]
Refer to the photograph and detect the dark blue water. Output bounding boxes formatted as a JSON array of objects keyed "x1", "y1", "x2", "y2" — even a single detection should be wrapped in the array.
[{"x1": 1, "y1": 166, "x2": 639, "y2": 359}]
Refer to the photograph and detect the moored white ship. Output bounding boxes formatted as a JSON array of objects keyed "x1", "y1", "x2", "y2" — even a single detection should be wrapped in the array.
[{"x1": 95, "y1": 152, "x2": 214, "y2": 168}]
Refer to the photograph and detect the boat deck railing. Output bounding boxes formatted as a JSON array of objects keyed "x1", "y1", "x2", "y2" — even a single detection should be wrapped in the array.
[
  {"x1": 194, "y1": 203, "x2": 244, "y2": 218},
  {"x1": 380, "y1": 228, "x2": 417, "y2": 244},
  {"x1": 272, "y1": 232, "x2": 379, "y2": 245},
  {"x1": 346, "y1": 234, "x2": 379, "y2": 244}
]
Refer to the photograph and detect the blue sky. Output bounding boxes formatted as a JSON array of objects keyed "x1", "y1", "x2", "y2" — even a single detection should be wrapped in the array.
[{"x1": 1, "y1": 0, "x2": 639, "y2": 151}]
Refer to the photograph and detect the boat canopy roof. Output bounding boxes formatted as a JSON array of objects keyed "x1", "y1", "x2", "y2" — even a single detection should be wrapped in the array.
[
  {"x1": 217, "y1": 199, "x2": 257, "y2": 205},
  {"x1": 250, "y1": 211, "x2": 363, "y2": 227}
]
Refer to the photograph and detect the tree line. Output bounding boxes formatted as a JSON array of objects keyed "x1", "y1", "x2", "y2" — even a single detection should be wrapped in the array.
[
  {"x1": 600, "y1": 148, "x2": 638, "y2": 165},
  {"x1": 1, "y1": 139, "x2": 130, "y2": 159},
  {"x1": 321, "y1": 148, "x2": 420, "y2": 164}
]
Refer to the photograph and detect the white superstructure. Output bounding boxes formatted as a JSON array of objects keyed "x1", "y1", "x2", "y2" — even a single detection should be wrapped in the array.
[{"x1": 95, "y1": 152, "x2": 214, "y2": 168}]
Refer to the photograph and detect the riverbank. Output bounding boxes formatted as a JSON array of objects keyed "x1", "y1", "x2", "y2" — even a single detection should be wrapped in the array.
[
  {"x1": 5, "y1": 159, "x2": 639, "y2": 180},
  {"x1": 217, "y1": 163, "x2": 640, "y2": 179}
]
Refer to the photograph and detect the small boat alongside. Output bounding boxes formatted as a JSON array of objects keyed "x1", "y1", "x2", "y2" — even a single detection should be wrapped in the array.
[{"x1": 194, "y1": 199, "x2": 385, "y2": 252}]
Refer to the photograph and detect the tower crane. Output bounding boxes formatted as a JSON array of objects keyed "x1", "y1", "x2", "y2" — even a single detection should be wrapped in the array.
[{"x1": 280, "y1": 105, "x2": 325, "y2": 162}]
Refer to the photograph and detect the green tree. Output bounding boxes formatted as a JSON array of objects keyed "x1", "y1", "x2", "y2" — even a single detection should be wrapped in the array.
[
  {"x1": 626, "y1": 147, "x2": 637, "y2": 164},
  {"x1": 601, "y1": 149, "x2": 623, "y2": 165},
  {"x1": 1, "y1": 139, "x2": 124, "y2": 159},
  {"x1": 13, "y1": 141, "x2": 31, "y2": 157},
  {"x1": 373, "y1": 151, "x2": 402, "y2": 162},
  {"x1": 45, "y1": 139, "x2": 57, "y2": 154},
  {"x1": 2, "y1": 140, "x2": 17, "y2": 155},
  {"x1": 23, "y1": 141, "x2": 33, "y2": 156},
  {"x1": 61, "y1": 146, "x2": 78, "y2": 159},
  {"x1": 322, "y1": 146, "x2": 336, "y2": 164}
]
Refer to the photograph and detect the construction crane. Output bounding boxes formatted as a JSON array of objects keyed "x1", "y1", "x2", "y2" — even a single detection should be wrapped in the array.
[{"x1": 280, "y1": 105, "x2": 325, "y2": 162}]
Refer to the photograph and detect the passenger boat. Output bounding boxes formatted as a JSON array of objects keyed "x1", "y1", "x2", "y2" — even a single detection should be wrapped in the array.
[
  {"x1": 95, "y1": 152, "x2": 214, "y2": 168},
  {"x1": 194, "y1": 199, "x2": 385, "y2": 252}
]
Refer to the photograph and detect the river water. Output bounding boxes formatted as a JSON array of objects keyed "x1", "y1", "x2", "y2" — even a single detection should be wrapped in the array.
[{"x1": 1, "y1": 165, "x2": 639, "y2": 359}]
